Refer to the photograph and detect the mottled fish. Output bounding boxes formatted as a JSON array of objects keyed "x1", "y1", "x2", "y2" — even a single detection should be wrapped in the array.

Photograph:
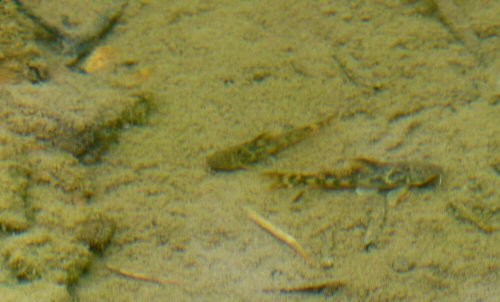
[
  {"x1": 207, "y1": 114, "x2": 336, "y2": 171},
  {"x1": 264, "y1": 158, "x2": 443, "y2": 190}
]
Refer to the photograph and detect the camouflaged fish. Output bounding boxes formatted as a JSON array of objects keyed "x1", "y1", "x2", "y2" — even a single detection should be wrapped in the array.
[
  {"x1": 207, "y1": 114, "x2": 336, "y2": 171},
  {"x1": 265, "y1": 158, "x2": 443, "y2": 190}
]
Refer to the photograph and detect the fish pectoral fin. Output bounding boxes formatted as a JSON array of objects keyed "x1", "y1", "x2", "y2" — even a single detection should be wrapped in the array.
[
  {"x1": 386, "y1": 186, "x2": 410, "y2": 208},
  {"x1": 350, "y1": 157, "x2": 382, "y2": 167}
]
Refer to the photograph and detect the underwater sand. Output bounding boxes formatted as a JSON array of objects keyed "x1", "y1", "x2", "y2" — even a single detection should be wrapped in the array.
[{"x1": 1, "y1": 0, "x2": 499, "y2": 301}]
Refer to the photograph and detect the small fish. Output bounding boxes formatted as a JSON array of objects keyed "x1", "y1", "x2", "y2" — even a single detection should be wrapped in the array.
[
  {"x1": 207, "y1": 114, "x2": 336, "y2": 171},
  {"x1": 265, "y1": 158, "x2": 443, "y2": 191}
]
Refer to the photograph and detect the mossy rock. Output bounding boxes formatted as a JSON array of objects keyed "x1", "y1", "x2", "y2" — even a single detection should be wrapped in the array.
[
  {"x1": 27, "y1": 150, "x2": 92, "y2": 195},
  {"x1": 14, "y1": 0, "x2": 128, "y2": 56},
  {"x1": 74, "y1": 211, "x2": 115, "y2": 252},
  {"x1": 2, "y1": 229, "x2": 91, "y2": 284},
  {"x1": 0, "y1": 1, "x2": 49, "y2": 83},
  {"x1": 0, "y1": 75, "x2": 150, "y2": 161},
  {"x1": 0, "y1": 281, "x2": 71, "y2": 302},
  {"x1": 0, "y1": 160, "x2": 30, "y2": 231}
]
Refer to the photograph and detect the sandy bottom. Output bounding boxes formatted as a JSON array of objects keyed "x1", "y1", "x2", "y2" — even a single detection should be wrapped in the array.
[{"x1": 1, "y1": 0, "x2": 499, "y2": 301}]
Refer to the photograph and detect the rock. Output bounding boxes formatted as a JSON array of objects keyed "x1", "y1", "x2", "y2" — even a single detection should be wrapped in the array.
[
  {"x1": 74, "y1": 211, "x2": 115, "y2": 252},
  {"x1": 14, "y1": 0, "x2": 128, "y2": 55},
  {"x1": 2, "y1": 229, "x2": 91, "y2": 284},
  {"x1": 27, "y1": 150, "x2": 92, "y2": 195},
  {"x1": 0, "y1": 158, "x2": 30, "y2": 232},
  {"x1": 1, "y1": 281, "x2": 71, "y2": 302},
  {"x1": 0, "y1": 73, "x2": 149, "y2": 159},
  {"x1": 0, "y1": 1, "x2": 49, "y2": 83}
]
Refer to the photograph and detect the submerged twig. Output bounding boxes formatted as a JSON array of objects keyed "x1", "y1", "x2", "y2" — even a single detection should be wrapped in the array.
[
  {"x1": 244, "y1": 207, "x2": 315, "y2": 266},
  {"x1": 263, "y1": 279, "x2": 344, "y2": 294},
  {"x1": 106, "y1": 264, "x2": 180, "y2": 285}
]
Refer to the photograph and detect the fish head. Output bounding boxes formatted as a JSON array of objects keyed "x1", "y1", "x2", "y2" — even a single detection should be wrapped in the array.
[
  {"x1": 407, "y1": 161, "x2": 444, "y2": 187},
  {"x1": 206, "y1": 149, "x2": 242, "y2": 171}
]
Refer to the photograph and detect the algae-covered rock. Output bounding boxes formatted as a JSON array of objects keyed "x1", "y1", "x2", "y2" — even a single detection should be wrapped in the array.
[
  {"x1": 0, "y1": 0, "x2": 49, "y2": 83},
  {"x1": 74, "y1": 211, "x2": 115, "y2": 251},
  {"x1": 28, "y1": 185, "x2": 89, "y2": 230},
  {"x1": 0, "y1": 159, "x2": 30, "y2": 231},
  {"x1": 27, "y1": 150, "x2": 92, "y2": 195},
  {"x1": 1, "y1": 281, "x2": 71, "y2": 302},
  {"x1": 0, "y1": 74, "x2": 150, "y2": 160},
  {"x1": 15, "y1": 0, "x2": 128, "y2": 56},
  {"x1": 2, "y1": 229, "x2": 91, "y2": 284}
]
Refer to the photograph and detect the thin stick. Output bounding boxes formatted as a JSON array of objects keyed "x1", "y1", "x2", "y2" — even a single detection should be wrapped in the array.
[
  {"x1": 263, "y1": 279, "x2": 344, "y2": 294},
  {"x1": 244, "y1": 207, "x2": 315, "y2": 266},
  {"x1": 106, "y1": 264, "x2": 179, "y2": 285}
]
